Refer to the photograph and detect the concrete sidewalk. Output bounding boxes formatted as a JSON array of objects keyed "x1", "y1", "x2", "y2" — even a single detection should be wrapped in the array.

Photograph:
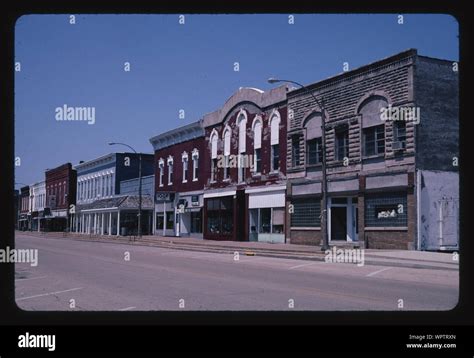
[{"x1": 16, "y1": 231, "x2": 459, "y2": 271}]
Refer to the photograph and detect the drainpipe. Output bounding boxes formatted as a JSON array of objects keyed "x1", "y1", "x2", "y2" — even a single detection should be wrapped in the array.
[{"x1": 416, "y1": 170, "x2": 421, "y2": 250}]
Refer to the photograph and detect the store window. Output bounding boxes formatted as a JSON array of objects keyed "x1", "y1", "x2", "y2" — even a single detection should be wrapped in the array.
[
  {"x1": 156, "y1": 214, "x2": 164, "y2": 230},
  {"x1": 365, "y1": 192, "x2": 407, "y2": 227},
  {"x1": 249, "y1": 207, "x2": 285, "y2": 235},
  {"x1": 291, "y1": 197, "x2": 321, "y2": 227},
  {"x1": 191, "y1": 210, "x2": 202, "y2": 233},
  {"x1": 165, "y1": 211, "x2": 174, "y2": 230},
  {"x1": 206, "y1": 197, "x2": 234, "y2": 235}
]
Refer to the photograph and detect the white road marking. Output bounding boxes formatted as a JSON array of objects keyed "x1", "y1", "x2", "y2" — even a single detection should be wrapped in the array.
[
  {"x1": 15, "y1": 275, "x2": 48, "y2": 282},
  {"x1": 366, "y1": 267, "x2": 393, "y2": 277},
  {"x1": 118, "y1": 306, "x2": 136, "y2": 311},
  {"x1": 16, "y1": 287, "x2": 83, "y2": 301},
  {"x1": 289, "y1": 262, "x2": 324, "y2": 270}
]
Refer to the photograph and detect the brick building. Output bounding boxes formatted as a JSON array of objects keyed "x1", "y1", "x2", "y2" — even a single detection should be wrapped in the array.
[
  {"x1": 150, "y1": 121, "x2": 206, "y2": 237},
  {"x1": 44, "y1": 163, "x2": 77, "y2": 231},
  {"x1": 284, "y1": 49, "x2": 458, "y2": 250},
  {"x1": 202, "y1": 86, "x2": 288, "y2": 242},
  {"x1": 18, "y1": 185, "x2": 30, "y2": 231}
]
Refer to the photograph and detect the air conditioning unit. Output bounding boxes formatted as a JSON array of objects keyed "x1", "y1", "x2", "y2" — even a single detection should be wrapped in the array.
[{"x1": 392, "y1": 141, "x2": 405, "y2": 151}]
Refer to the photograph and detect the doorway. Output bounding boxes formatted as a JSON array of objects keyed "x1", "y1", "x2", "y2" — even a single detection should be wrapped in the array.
[
  {"x1": 328, "y1": 197, "x2": 358, "y2": 242},
  {"x1": 331, "y1": 207, "x2": 347, "y2": 241}
]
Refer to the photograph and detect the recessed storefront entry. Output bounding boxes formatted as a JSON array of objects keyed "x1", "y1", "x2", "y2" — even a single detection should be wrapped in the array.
[{"x1": 328, "y1": 197, "x2": 358, "y2": 243}]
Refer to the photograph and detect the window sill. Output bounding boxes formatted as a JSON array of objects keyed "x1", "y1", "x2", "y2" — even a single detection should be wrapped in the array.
[
  {"x1": 365, "y1": 226, "x2": 408, "y2": 231},
  {"x1": 192, "y1": 178, "x2": 198, "y2": 182},
  {"x1": 182, "y1": 180, "x2": 188, "y2": 184},
  {"x1": 290, "y1": 227, "x2": 321, "y2": 231},
  {"x1": 362, "y1": 154, "x2": 385, "y2": 160}
]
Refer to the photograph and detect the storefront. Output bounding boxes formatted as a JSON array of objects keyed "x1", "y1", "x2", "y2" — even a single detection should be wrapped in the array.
[
  {"x1": 246, "y1": 185, "x2": 286, "y2": 243},
  {"x1": 74, "y1": 195, "x2": 154, "y2": 236},
  {"x1": 203, "y1": 189, "x2": 245, "y2": 241},
  {"x1": 154, "y1": 192, "x2": 176, "y2": 236},
  {"x1": 176, "y1": 192, "x2": 203, "y2": 238}
]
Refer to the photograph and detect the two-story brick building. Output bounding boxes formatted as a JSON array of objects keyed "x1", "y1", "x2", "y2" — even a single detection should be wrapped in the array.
[
  {"x1": 284, "y1": 49, "x2": 458, "y2": 250},
  {"x1": 44, "y1": 163, "x2": 77, "y2": 232},
  {"x1": 202, "y1": 86, "x2": 288, "y2": 242},
  {"x1": 150, "y1": 121, "x2": 206, "y2": 238},
  {"x1": 18, "y1": 185, "x2": 31, "y2": 231}
]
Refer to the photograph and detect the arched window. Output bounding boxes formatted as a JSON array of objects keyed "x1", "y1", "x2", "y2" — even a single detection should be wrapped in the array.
[
  {"x1": 167, "y1": 156, "x2": 174, "y2": 185},
  {"x1": 252, "y1": 117, "x2": 263, "y2": 174},
  {"x1": 182, "y1": 151, "x2": 188, "y2": 183},
  {"x1": 304, "y1": 114, "x2": 323, "y2": 166},
  {"x1": 192, "y1": 149, "x2": 199, "y2": 182},
  {"x1": 223, "y1": 127, "x2": 231, "y2": 180},
  {"x1": 210, "y1": 130, "x2": 218, "y2": 182},
  {"x1": 237, "y1": 111, "x2": 247, "y2": 182},
  {"x1": 270, "y1": 111, "x2": 281, "y2": 171},
  {"x1": 358, "y1": 96, "x2": 388, "y2": 157},
  {"x1": 238, "y1": 112, "x2": 247, "y2": 153}
]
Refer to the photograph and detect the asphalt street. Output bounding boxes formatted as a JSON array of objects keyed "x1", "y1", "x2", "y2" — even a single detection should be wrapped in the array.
[{"x1": 14, "y1": 233, "x2": 458, "y2": 311}]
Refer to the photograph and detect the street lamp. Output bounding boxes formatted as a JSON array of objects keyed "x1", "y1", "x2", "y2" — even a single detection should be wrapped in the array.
[
  {"x1": 108, "y1": 142, "x2": 142, "y2": 238},
  {"x1": 268, "y1": 77, "x2": 330, "y2": 251}
]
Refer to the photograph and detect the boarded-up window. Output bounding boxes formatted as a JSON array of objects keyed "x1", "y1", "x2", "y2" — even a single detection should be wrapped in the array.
[
  {"x1": 304, "y1": 115, "x2": 322, "y2": 140},
  {"x1": 358, "y1": 96, "x2": 388, "y2": 128}
]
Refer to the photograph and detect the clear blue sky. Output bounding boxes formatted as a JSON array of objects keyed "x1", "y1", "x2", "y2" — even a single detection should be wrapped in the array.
[{"x1": 14, "y1": 14, "x2": 458, "y2": 186}]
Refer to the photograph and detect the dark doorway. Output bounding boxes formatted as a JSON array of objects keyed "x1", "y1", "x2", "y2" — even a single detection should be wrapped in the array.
[{"x1": 331, "y1": 207, "x2": 347, "y2": 241}]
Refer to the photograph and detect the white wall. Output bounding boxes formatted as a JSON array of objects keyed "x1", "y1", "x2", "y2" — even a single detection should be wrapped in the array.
[{"x1": 418, "y1": 170, "x2": 459, "y2": 251}]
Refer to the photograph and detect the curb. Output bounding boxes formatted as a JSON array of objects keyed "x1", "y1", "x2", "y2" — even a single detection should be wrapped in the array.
[{"x1": 20, "y1": 232, "x2": 458, "y2": 271}]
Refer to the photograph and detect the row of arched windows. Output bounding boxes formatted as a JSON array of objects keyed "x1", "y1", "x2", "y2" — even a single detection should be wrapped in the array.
[{"x1": 209, "y1": 109, "x2": 281, "y2": 182}]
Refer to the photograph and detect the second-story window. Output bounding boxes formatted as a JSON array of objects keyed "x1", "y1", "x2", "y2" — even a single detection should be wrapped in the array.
[
  {"x1": 182, "y1": 152, "x2": 188, "y2": 183},
  {"x1": 335, "y1": 126, "x2": 349, "y2": 162},
  {"x1": 253, "y1": 117, "x2": 262, "y2": 174},
  {"x1": 363, "y1": 125, "x2": 385, "y2": 157},
  {"x1": 393, "y1": 121, "x2": 407, "y2": 149},
  {"x1": 210, "y1": 130, "x2": 218, "y2": 183},
  {"x1": 192, "y1": 149, "x2": 199, "y2": 181},
  {"x1": 291, "y1": 135, "x2": 301, "y2": 167},
  {"x1": 159, "y1": 159, "x2": 164, "y2": 187},
  {"x1": 167, "y1": 156, "x2": 173, "y2": 185},
  {"x1": 238, "y1": 113, "x2": 247, "y2": 183},
  {"x1": 223, "y1": 127, "x2": 231, "y2": 180},
  {"x1": 307, "y1": 138, "x2": 323, "y2": 165},
  {"x1": 270, "y1": 113, "x2": 280, "y2": 172}
]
